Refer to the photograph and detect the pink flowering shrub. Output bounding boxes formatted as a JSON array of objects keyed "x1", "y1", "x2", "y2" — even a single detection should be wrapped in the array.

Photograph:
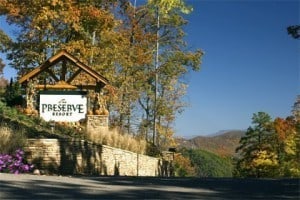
[{"x1": 0, "y1": 149, "x2": 34, "y2": 174}]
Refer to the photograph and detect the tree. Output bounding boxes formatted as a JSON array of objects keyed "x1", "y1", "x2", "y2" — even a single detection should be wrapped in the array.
[
  {"x1": 0, "y1": 0, "x2": 121, "y2": 75},
  {"x1": 273, "y1": 116, "x2": 300, "y2": 177},
  {"x1": 235, "y1": 112, "x2": 277, "y2": 177},
  {"x1": 181, "y1": 148, "x2": 233, "y2": 177},
  {"x1": 0, "y1": 58, "x2": 4, "y2": 72},
  {"x1": 102, "y1": 0, "x2": 203, "y2": 149},
  {"x1": 287, "y1": 25, "x2": 300, "y2": 39},
  {"x1": 4, "y1": 78, "x2": 23, "y2": 107},
  {"x1": 0, "y1": 29, "x2": 11, "y2": 74},
  {"x1": 292, "y1": 95, "x2": 300, "y2": 120},
  {"x1": 235, "y1": 111, "x2": 300, "y2": 178},
  {"x1": 0, "y1": 0, "x2": 203, "y2": 153},
  {"x1": 173, "y1": 152, "x2": 196, "y2": 177},
  {"x1": 135, "y1": 0, "x2": 203, "y2": 147}
]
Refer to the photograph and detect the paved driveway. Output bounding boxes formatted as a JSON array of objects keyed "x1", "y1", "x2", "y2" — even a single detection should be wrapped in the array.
[{"x1": 0, "y1": 173, "x2": 299, "y2": 199}]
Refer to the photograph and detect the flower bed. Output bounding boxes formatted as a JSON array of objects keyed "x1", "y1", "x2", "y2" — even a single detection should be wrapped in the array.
[{"x1": 0, "y1": 149, "x2": 34, "y2": 174}]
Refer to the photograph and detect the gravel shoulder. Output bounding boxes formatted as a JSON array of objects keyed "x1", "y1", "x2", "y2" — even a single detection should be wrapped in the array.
[{"x1": 0, "y1": 173, "x2": 299, "y2": 200}]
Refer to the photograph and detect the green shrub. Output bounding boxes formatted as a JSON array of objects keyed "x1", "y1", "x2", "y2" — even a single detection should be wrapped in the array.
[{"x1": 3, "y1": 78, "x2": 24, "y2": 107}]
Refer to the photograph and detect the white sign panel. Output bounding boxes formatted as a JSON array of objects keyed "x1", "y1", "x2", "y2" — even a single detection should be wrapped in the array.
[{"x1": 39, "y1": 91, "x2": 87, "y2": 122}]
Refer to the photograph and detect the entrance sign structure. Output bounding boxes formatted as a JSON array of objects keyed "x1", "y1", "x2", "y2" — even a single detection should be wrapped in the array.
[
  {"x1": 19, "y1": 50, "x2": 110, "y2": 132},
  {"x1": 39, "y1": 91, "x2": 87, "y2": 122}
]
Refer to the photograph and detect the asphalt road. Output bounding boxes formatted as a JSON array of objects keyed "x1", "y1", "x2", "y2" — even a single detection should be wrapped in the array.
[{"x1": 0, "y1": 173, "x2": 299, "y2": 200}]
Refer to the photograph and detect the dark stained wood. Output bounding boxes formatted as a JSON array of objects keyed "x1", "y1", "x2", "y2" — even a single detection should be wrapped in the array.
[
  {"x1": 67, "y1": 69, "x2": 82, "y2": 84},
  {"x1": 45, "y1": 68, "x2": 59, "y2": 82},
  {"x1": 19, "y1": 61, "x2": 51, "y2": 83},
  {"x1": 61, "y1": 59, "x2": 67, "y2": 81},
  {"x1": 18, "y1": 50, "x2": 109, "y2": 90}
]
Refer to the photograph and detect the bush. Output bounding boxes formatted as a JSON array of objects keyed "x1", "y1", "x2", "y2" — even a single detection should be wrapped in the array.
[
  {"x1": 87, "y1": 128, "x2": 147, "y2": 154},
  {"x1": 173, "y1": 154, "x2": 196, "y2": 177},
  {"x1": 0, "y1": 124, "x2": 26, "y2": 154}
]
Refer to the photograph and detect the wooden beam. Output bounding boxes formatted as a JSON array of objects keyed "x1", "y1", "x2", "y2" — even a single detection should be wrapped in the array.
[
  {"x1": 45, "y1": 68, "x2": 59, "y2": 82},
  {"x1": 35, "y1": 84, "x2": 99, "y2": 90},
  {"x1": 61, "y1": 52, "x2": 109, "y2": 85},
  {"x1": 19, "y1": 49, "x2": 109, "y2": 87},
  {"x1": 66, "y1": 69, "x2": 82, "y2": 84},
  {"x1": 61, "y1": 59, "x2": 67, "y2": 81},
  {"x1": 75, "y1": 61, "x2": 109, "y2": 85},
  {"x1": 35, "y1": 84, "x2": 77, "y2": 90},
  {"x1": 19, "y1": 61, "x2": 51, "y2": 84},
  {"x1": 48, "y1": 50, "x2": 66, "y2": 63}
]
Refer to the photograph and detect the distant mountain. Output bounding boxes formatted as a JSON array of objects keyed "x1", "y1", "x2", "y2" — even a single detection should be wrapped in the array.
[
  {"x1": 177, "y1": 130, "x2": 245, "y2": 157},
  {"x1": 205, "y1": 129, "x2": 245, "y2": 137}
]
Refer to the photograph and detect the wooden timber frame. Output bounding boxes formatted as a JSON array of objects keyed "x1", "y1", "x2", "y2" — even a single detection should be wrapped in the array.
[
  {"x1": 18, "y1": 50, "x2": 110, "y2": 117},
  {"x1": 19, "y1": 49, "x2": 109, "y2": 91}
]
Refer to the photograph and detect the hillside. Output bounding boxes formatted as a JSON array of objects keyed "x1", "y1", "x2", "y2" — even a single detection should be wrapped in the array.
[
  {"x1": 177, "y1": 130, "x2": 245, "y2": 157},
  {"x1": 0, "y1": 101, "x2": 84, "y2": 140}
]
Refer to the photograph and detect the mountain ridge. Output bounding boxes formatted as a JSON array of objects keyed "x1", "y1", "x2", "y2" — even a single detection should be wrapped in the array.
[{"x1": 177, "y1": 130, "x2": 245, "y2": 156}]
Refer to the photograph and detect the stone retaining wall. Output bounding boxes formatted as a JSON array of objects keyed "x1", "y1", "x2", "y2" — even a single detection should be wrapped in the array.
[{"x1": 24, "y1": 139, "x2": 166, "y2": 176}]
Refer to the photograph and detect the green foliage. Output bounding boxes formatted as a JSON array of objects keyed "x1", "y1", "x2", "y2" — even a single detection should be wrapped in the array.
[
  {"x1": 3, "y1": 78, "x2": 23, "y2": 107},
  {"x1": 181, "y1": 148, "x2": 233, "y2": 177},
  {"x1": 0, "y1": 29, "x2": 11, "y2": 74},
  {"x1": 0, "y1": 101, "x2": 84, "y2": 139},
  {"x1": 235, "y1": 112, "x2": 277, "y2": 177},
  {"x1": 235, "y1": 111, "x2": 300, "y2": 178},
  {"x1": 148, "y1": 0, "x2": 193, "y2": 15},
  {"x1": 0, "y1": 101, "x2": 147, "y2": 155}
]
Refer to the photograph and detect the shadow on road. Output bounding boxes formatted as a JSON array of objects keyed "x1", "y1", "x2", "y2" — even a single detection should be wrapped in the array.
[{"x1": 0, "y1": 175, "x2": 299, "y2": 200}]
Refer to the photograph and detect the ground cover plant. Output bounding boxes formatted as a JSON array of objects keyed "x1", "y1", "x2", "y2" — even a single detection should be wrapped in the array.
[{"x1": 0, "y1": 149, "x2": 33, "y2": 174}]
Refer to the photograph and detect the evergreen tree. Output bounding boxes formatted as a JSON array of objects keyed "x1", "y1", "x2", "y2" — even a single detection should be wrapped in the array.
[
  {"x1": 235, "y1": 112, "x2": 277, "y2": 177},
  {"x1": 235, "y1": 111, "x2": 300, "y2": 178},
  {"x1": 4, "y1": 78, "x2": 23, "y2": 107}
]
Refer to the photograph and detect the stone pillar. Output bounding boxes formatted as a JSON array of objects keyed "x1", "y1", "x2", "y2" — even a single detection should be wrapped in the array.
[
  {"x1": 86, "y1": 115, "x2": 109, "y2": 134},
  {"x1": 24, "y1": 79, "x2": 38, "y2": 115}
]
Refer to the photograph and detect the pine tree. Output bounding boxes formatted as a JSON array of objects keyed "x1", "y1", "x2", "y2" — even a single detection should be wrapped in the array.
[
  {"x1": 236, "y1": 112, "x2": 277, "y2": 177},
  {"x1": 4, "y1": 78, "x2": 23, "y2": 107}
]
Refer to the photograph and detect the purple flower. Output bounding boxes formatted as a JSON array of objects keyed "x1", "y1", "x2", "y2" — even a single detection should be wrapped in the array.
[
  {"x1": 22, "y1": 165, "x2": 29, "y2": 171},
  {"x1": 0, "y1": 149, "x2": 33, "y2": 174}
]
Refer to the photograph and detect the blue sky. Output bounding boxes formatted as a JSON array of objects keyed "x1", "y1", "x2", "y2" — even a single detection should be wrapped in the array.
[
  {"x1": 0, "y1": 0, "x2": 299, "y2": 138},
  {"x1": 175, "y1": 0, "x2": 299, "y2": 137}
]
